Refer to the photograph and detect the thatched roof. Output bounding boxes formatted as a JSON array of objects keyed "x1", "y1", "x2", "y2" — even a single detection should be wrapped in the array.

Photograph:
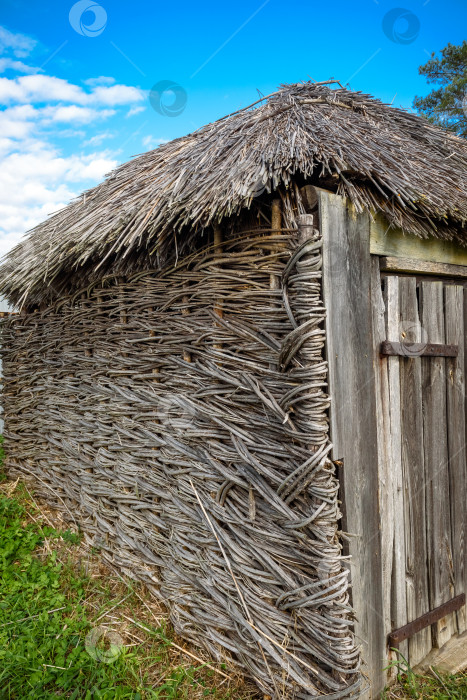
[{"x1": 1, "y1": 81, "x2": 467, "y2": 307}]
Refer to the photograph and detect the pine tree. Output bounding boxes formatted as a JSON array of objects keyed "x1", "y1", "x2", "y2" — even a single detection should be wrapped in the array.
[{"x1": 413, "y1": 41, "x2": 467, "y2": 137}]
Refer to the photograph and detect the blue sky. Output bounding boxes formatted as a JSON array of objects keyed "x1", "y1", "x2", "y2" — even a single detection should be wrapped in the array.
[{"x1": 0, "y1": 0, "x2": 465, "y2": 257}]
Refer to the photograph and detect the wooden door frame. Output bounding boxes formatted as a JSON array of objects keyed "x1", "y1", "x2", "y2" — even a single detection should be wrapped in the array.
[{"x1": 316, "y1": 188, "x2": 386, "y2": 699}]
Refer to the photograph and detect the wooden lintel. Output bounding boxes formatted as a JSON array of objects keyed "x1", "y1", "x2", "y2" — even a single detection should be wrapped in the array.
[
  {"x1": 381, "y1": 341, "x2": 458, "y2": 358},
  {"x1": 380, "y1": 256, "x2": 467, "y2": 279},
  {"x1": 370, "y1": 215, "x2": 467, "y2": 267}
]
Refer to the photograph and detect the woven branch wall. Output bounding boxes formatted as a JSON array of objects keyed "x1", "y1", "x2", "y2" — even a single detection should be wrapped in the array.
[{"x1": 1, "y1": 228, "x2": 361, "y2": 698}]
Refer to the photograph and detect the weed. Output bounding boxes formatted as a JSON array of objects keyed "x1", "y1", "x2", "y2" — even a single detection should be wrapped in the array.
[{"x1": 383, "y1": 651, "x2": 467, "y2": 699}]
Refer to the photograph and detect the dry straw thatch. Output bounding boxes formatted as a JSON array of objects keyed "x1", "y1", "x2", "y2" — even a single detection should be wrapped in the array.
[{"x1": 1, "y1": 80, "x2": 467, "y2": 307}]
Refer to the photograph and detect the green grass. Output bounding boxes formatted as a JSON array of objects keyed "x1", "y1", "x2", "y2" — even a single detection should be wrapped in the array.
[
  {"x1": 383, "y1": 653, "x2": 467, "y2": 699},
  {"x1": 0, "y1": 467, "x2": 256, "y2": 699}
]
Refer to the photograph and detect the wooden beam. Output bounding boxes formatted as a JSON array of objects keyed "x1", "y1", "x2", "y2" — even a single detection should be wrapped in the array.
[
  {"x1": 317, "y1": 187, "x2": 385, "y2": 699},
  {"x1": 464, "y1": 288, "x2": 467, "y2": 636},
  {"x1": 269, "y1": 199, "x2": 282, "y2": 293},
  {"x1": 380, "y1": 256, "x2": 467, "y2": 278},
  {"x1": 300, "y1": 185, "x2": 318, "y2": 213},
  {"x1": 370, "y1": 215, "x2": 467, "y2": 267}
]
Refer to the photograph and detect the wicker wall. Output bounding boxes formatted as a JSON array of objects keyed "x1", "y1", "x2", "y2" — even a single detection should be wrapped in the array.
[{"x1": 1, "y1": 228, "x2": 361, "y2": 698}]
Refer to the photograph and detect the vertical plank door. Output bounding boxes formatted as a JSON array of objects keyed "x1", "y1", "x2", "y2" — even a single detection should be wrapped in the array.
[
  {"x1": 384, "y1": 276, "x2": 408, "y2": 662},
  {"x1": 420, "y1": 281, "x2": 456, "y2": 648},
  {"x1": 398, "y1": 276, "x2": 431, "y2": 664}
]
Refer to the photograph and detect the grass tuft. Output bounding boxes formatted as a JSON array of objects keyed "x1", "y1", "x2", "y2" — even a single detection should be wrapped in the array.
[{"x1": 383, "y1": 651, "x2": 467, "y2": 699}]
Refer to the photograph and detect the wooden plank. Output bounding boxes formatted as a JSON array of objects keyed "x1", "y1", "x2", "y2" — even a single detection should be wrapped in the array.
[
  {"x1": 415, "y1": 628, "x2": 467, "y2": 674},
  {"x1": 384, "y1": 277, "x2": 408, "y2": 664},
  {"x1": 398, "y1": 276, "x2": 431, "y2": 665},
  {"x1": 421, "y1": 281, "x2": 456, "y2": 648},
  {"x1": 445, "y1": 285, "x2": 467, "y2": 635},
  {"x1": 381, "y1": 341, "x2": 458, "y2": 358},
  {"x1": 380, "y1": 256, "x2": 467, "y2": 278},
  {"x1": 318, "y1": 189, "x2": 385, "y2": 699},
  {"x1": 370, "y1": 258, "x2": 396, "y2": 679},
  {"x1": 370, "y1": 215, "x2": 467, "y2": 267}
]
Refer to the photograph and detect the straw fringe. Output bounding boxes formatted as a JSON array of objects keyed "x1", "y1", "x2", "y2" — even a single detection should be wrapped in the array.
[{"x1": 1, "y1": 81, "x2": 466, "y2": 308}]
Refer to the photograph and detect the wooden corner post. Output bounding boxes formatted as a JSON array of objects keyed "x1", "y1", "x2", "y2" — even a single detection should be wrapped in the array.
[{"x1": 316, "y1": 188, "x2": 386, "y2": 699}]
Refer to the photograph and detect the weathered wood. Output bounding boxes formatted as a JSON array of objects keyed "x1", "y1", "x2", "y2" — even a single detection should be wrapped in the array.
[
  {"x1": 415, "y1": 627, "x2": 467, "y2": 674},
  {"x1": 381, "y1": 341, "x2": 458, "y2": 357},
  {"x1": 318, "y1": 188, "x2": 385, "y2": 699},
  {"x1": 297, "y1": 213, "x2": 314, "y2": 244},
  {"x1": 371, "y1": 258, "x2": 404, "y2": 684},
  {"x1": 270, "y1": 199, "x2": 282, "y2": 291},
  {"x1": 384, "y1": 276, "x2": 408, "y2": 663},
  {"x1": 300, "y1": 185, "x2": 319, "y2": 213},
  {"x1": 398, "y1": 276, "x2": 431, "y2": 665},
  {"x1": 380, "y1": 256, "x2": 467, "y2": 278},
  {"x1": 445, "y1": 285, "x2": 467, "y2": 635},
  {"x1": 421, "y1": 281, "x2": 456, "y2": 648},
  {"x1": 370, "y1": 215, "x2": 467, "y2": 266},
  {"x1": 370, "y1": 258, "x2": 393, "y2": 656}
]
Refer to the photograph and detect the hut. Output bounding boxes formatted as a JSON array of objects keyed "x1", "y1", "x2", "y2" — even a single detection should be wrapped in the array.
[{"x1": 0, "y1": 81, "x2": 466, "y2": 699}]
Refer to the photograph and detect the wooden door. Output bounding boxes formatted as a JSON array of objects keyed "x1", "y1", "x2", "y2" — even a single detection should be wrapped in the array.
[
  {"x1": 317, "y1": 188, "x2": 467, "y2": 695},
  {"x1": 381, "y1": 275, "x2": 467, "y2": 667}
]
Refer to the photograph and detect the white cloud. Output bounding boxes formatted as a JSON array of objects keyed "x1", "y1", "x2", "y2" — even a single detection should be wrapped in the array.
[
  {"x1": 0, "y1": 105, "x2": 36, "y2": 138},
  {"x1": 45, "y1": 105, "x2": 116, "y2": 124},
  {"x1": 84, "y1": 76, "x2": 116, "y2": 87},
  {"x1": 89, "y1": 84, "x2": 144, "y2": 106},
  {"x1": 0, "y1": 57, "x2": 38, "y2": 74},
  {"x1": 126, "y1": 105, "x2": 145, "y2": 118},
  {"x1": 0, "y1": 74, "x2": 144, "y2": 106},
  {"x1": 1, "y1": 150, "x2": 111, "y2": 186},
  {"x1": 0, "y1": 74, "x2": 82, "y2": 103},
  {"x1": 69, "y1": 155, "x2": 115, "y2": 181},
  {"x1": 83, "y1": 132, "x2": 114, "y2": 147},
  {"x1": 0, "y1": 27, "x2": 147, "y2": 259},
  {"x1": 0, "y1": 147, "x2": 118, "y2": 257},
  {"x1": 0, "y1": 26, "x2": 36, "y2": 58}
]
